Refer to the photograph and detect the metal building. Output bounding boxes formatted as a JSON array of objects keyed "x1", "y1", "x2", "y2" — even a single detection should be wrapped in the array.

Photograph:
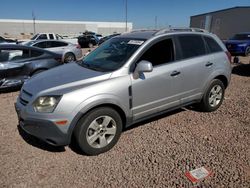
[
  {"x1": 0, "y1": 19, "x2": 133, "y2": 38},
  {"x1": 190, "y1": 6, "x2": 250, "y2": 40}
]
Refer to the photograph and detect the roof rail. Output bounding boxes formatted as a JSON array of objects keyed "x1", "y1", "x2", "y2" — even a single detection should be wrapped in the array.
[
  {"x1": 122, "y1": 29, "x2": 157, "y2": 35},
  {"x1": 154, "y1": 27, "x2": 208, "y2": 36}
]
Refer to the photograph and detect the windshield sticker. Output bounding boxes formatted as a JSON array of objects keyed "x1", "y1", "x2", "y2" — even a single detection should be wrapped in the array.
[{"x1": 128, "y1": 40, "x2": 144, "y2": 45}]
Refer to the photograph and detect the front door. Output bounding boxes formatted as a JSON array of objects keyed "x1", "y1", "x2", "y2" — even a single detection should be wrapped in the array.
[{"x1": 130, "y1": 38, "x2": 182, "y2": 120}]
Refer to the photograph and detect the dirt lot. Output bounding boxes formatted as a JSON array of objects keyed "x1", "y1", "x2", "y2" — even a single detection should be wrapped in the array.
[{"x1": 0, "y1": 56, "x2": 249, "y2": 187}]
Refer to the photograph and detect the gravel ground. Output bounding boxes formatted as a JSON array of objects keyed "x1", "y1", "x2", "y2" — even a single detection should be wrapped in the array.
[{"x1": 0, "y1": 56, "x2": 249, "y2": 188}]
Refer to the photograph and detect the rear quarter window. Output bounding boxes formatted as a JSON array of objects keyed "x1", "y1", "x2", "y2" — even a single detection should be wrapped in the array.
[
  {"x1": 204, "y1": 36, "x2": 223, "y2": 53},
  {"x1": 30, "y1": 50, "x2": 43, "y2": 58},
  {"x1": 178, "y1": 35, "x2": 206, "y2": 59}
]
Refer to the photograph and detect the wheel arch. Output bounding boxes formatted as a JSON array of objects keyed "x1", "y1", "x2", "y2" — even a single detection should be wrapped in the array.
[
  {"x1": 214, "y1": 75, "x2": 229, "y2": 88},
  {"x1": 62, "y1": 51, "x2": 75, "y2": 63},
  {"x1": 68, "y1": 102, "x2": 129, "y2": 144}
]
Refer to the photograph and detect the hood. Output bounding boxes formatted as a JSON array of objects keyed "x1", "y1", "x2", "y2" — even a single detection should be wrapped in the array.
[{"x1": 23, "y1": 62, "x2": 111, "y2": 94}]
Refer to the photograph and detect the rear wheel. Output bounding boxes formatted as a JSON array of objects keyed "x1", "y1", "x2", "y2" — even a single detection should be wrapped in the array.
[
  {"x1": 64, "y1": 52, "x2": 75, "y2": 63},
  {"x1": 74, "y1": 107, "x2": 122, "y2": 155},
  {"x1": 88, "y1": 43, "x2": 94, "y2": 48},
  {"x1": 198, "y1": 79, "x2": 225, "y2": 112}
]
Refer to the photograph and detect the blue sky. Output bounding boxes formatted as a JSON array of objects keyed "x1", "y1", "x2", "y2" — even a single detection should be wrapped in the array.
[{"x1": 1, "y1": 0, "x2": 249, "y2": 28}]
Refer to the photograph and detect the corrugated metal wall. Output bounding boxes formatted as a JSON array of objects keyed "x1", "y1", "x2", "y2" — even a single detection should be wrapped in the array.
[{"x1": 190, "y1": 7, "x2": 250, "y2": 40}]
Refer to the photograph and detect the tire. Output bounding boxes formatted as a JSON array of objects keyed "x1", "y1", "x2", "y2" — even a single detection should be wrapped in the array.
[
  {"x1": 74, "y1": 107, "x2": 123, "y2": 155},
  {"x1": 88, "y1": 43, "x2": 94, "y2": 48},
  {"x1": 245, "y1": 46, "x2": 250, "y2": 56},
  {"x1": 64, "y1": 52, "x2": 75, "y2": 63},
  {"x1": 198, "y1": 79, "x2": 225, "y2": 112}
]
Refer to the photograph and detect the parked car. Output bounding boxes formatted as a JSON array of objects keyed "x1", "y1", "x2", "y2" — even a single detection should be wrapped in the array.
[
  {"x1": 225, "y1": 32, "x2": 250, "y2": 56},
  {"x1": 98, "y1": 33, "x2": 121, "y2": 45},
  {"x1": 78, "y1": 34, "x2": 99, "y2": 48},
  {"x1": 0, "y1": 44, "x2": 62, "y2": 90},
  {"x1": 23, "y1": 40, "x2": 82, "y2": 63},
  {"x1": 15, "y1": 29, "x2": 231, "y2": 155},
  {"x1": 0, "y1": 36, "x2": 17, "y2": 44},
  {"x1": 28, "y1": 33, "x2": 77, "y2": 44},
  {"x1": 96, "y1": 34, "x2": 103, "y2": 40}
]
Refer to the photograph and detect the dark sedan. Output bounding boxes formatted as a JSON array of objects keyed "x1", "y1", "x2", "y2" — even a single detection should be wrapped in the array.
[
  {"x1": 98, "y1": 33, "x2": 121, "y2": 45},
  {"x1": 0, "y1": 44, "x2": 62, "y2": 91}
]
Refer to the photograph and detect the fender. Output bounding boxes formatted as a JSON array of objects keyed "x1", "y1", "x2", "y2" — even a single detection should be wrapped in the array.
[{"x1": 66, "y1": 93, "x2": 132, "y2": 141}]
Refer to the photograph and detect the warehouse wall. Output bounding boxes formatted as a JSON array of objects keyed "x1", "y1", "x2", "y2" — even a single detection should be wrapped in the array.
[
  {"x1": 190, "y1": 7, "x2": 250, "y2": 40},
  {"x1": 0, "y1": 19, "x2": 133, "y2": 38}
]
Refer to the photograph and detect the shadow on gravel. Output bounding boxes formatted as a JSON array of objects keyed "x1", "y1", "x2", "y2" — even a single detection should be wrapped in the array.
[
  {"x1": 69, "y1": 109, "x2": 186, "y2": 156},
  {"x1": 17, "y1": 125, "x2": 66, "y2": 152},
  {"x1": 232, "y1": 63, "x2": 250, "y2": 77},
  {"x1": 0, "y1": 86, "x2": 20, "y2": 94},
  {"x1": 69, "y1": 137, "x2": 86, "y2": 156},
  {"x1": 124, "y1": 108, "x2": 184, "y2": 132}
]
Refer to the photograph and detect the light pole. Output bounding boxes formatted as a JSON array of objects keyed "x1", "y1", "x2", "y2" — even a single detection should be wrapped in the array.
[
  {"x1": 155, "y1": 16, "x2": 158, "y2": 29},
  {"x1": 125, "y1": 0, "x2": 127, "y2": 32},
  {"x1": 32, "y1": 11, "x2": 36, "y2": 34}
]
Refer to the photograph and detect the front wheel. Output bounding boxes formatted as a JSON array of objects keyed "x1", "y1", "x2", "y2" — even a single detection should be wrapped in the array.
[
  {"x1": 245, "y1": 46, "x2": 250, "y2": 56},
  {"x1": 198, "y1": 79, "x2": 225, "y2": 112},
  {"x1": 74, "y1": 107, "x2": 122, "y2": 155},
  {"x1": 88, "y1": 43, "x2": 94, "y2": 48}
]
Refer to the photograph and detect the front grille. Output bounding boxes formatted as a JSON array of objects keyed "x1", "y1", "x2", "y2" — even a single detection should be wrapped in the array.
[
  {"x1": 22, "y1": 89, "x2": 33, "y2": 97},
  {"x1": 19, "y1": 89, "x2": 33, "y2": 106},
  {"x1": 20, "y1": 98, "x2": 29, "y2": 106}
]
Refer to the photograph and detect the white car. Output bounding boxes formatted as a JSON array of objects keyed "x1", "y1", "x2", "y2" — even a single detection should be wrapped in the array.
[{"x1": 23, "y1": 40, "x2": 83, "y2": 63}]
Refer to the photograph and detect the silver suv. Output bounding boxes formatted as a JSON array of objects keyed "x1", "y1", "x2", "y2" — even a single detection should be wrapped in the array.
[{"x1": 15, "y1": 29, "x2": 232, "y2": 155}]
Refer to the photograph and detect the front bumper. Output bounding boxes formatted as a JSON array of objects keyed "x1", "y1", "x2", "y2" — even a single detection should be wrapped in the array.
[{"x1": 15, "y1": 101, "x2": 72, "y2": 146}]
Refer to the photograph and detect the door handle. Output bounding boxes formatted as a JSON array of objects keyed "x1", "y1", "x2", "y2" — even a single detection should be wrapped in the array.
[
  {"x1": 205, "y1": 62, "x2": 213, "y2": 67},
  {"x1": 170, "y1": 71, "x2": 181, "y2": 76}
]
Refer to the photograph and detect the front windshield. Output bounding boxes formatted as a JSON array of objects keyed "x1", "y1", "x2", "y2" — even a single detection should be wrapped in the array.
[
  {"x1": 79, "y1": 37, "x2": 145, "y2": 72},
  {"x1": 231, "y1": 34, "x2": 250, "y2": 40}
]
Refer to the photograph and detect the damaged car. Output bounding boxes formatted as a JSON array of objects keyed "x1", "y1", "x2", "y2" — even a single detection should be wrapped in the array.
[{"x1": 0, "y1": 44, "x2": 62, "y2": 91}]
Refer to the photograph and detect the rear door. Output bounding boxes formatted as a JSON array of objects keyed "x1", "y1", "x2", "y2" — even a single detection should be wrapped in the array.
[{"x1": 175, "y1": 34, "x2": 214, "y2": 104}]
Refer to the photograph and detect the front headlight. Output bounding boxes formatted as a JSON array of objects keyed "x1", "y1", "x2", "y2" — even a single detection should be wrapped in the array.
[
  {"x1": 238, "y1": 43, "x2": 247, "y2": 47},
  {"x1": 33, "y1": 96, "x2": 62, "y2": 113}
]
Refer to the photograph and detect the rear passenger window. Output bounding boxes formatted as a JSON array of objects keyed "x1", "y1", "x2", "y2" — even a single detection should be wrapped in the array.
[
  {"x1": 51, "y1": 41, "x2": 68, "y2": 47},
  {"x1": 34, "y1": 42, "x2": 46, "y2": 48},
  {"x1": 178, "y1": 35, "x2": 206, "y2": 59},
  {"x1": 204, "y1": 36, "x2": 222, "y2": 53},
  {"x1": 138, "y1": 39, "x2": 174, "y2": 66}
]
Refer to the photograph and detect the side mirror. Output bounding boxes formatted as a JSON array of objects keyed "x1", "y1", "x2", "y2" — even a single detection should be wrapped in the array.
[{"x1": 133, "y1": 60, "x2": 153, "y2": 79}]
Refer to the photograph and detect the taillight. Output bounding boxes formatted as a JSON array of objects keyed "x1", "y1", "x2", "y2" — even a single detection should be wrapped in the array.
[{"x1": 225, "y1": 51, "x2": 231, "y2": 63}]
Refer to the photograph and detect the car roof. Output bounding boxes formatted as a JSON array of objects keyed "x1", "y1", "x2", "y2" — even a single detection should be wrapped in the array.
[
  {"x1": 118, "y1": 28, "x2": 209, "y2": 40},
  {"x1": 236, "y1": 32, "x2": 250, "y2": 35},
  {"x1": 0, "y1": 44, "x2": 60, "y2": 56},
  {"x1": 28, "y1": 39, "x2": 70, "y2": 43}
]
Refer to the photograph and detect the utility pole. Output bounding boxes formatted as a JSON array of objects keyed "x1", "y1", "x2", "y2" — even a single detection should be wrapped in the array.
[
  {"x1": 155, "y1": 16, "x2": 158, "y2": 29},
  {"x1": 32, "y1": 11, "x2": 36, "y2": 34},
  {"x1": 125, "y1": 0, "x2": 128, "y2": 32}
]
